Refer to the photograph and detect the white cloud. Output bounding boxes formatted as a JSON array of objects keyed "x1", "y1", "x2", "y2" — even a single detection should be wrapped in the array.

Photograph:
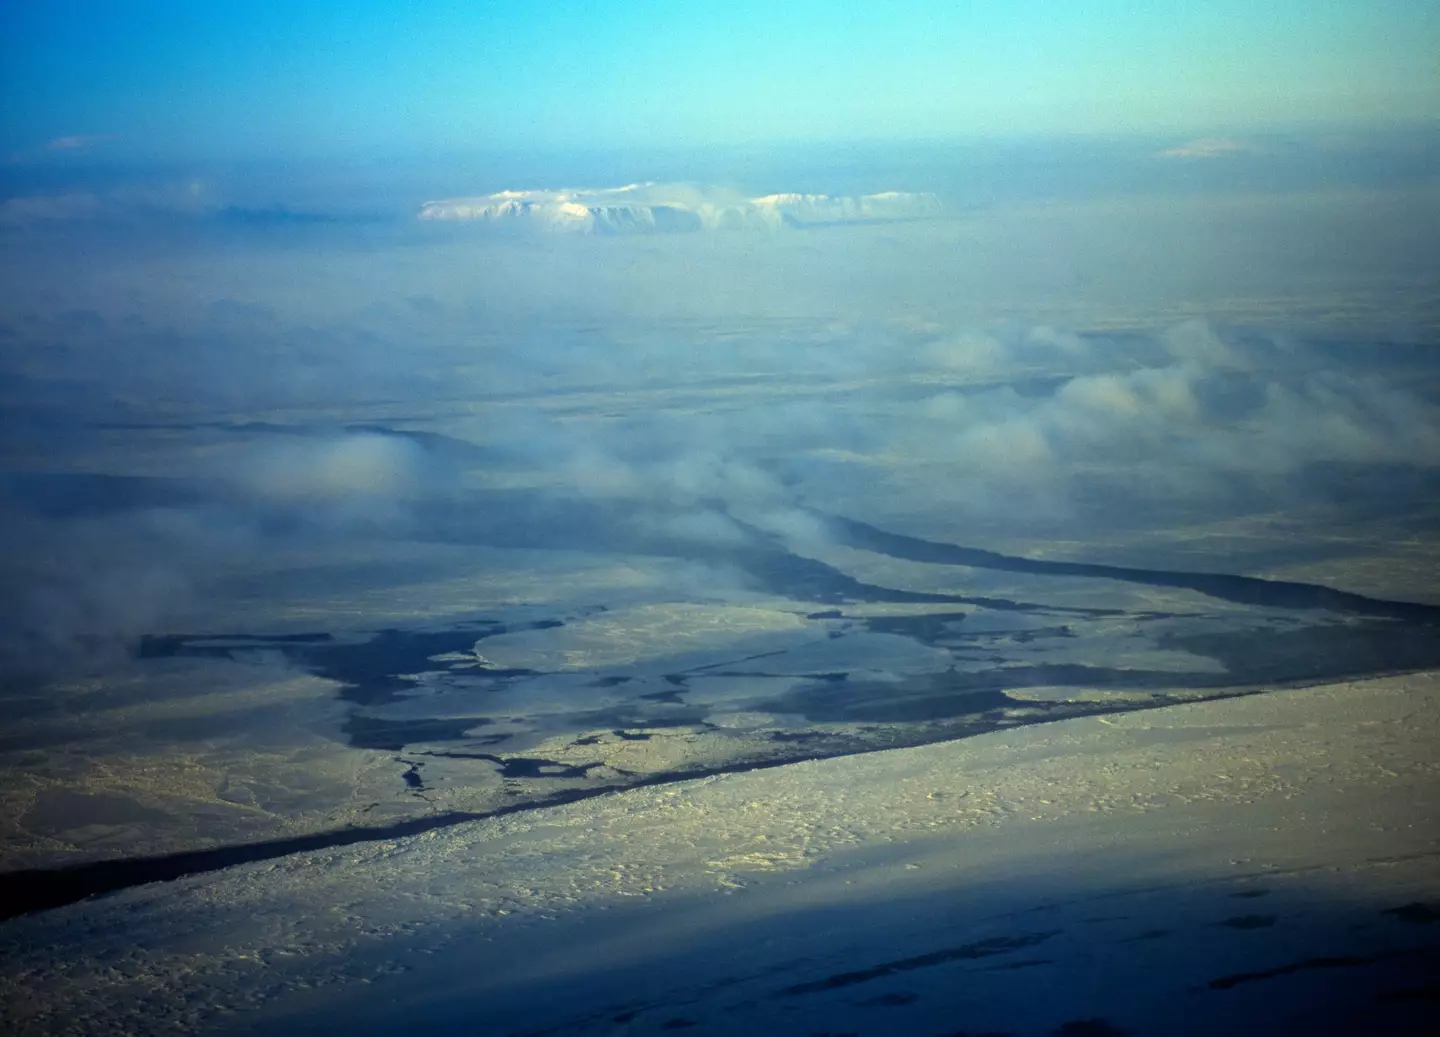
[
  {"x1": 1160, "y1": 319, "x2": 1248, "y2": 368},
  {"x1": 233, "y1": 434, "x2": 429, "y2": 504},
  {"x1": 892, "y1": 324, "x2": 1440, "y2": 512},
  {"x1": 1156, "y1": 137, "x2": 1253, "y2": 159},
  {"x1": 0, "y1": 180, "x2": 210, "y2": 226},
  {"x1": 43, "y1": 133, "x2": 116, "y2": 152}
]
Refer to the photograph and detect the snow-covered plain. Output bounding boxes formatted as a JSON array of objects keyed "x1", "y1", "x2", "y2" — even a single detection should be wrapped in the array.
[
  {"x1": 1, "y1": 672, "x2": 1436, "y2": 1035},
  {"x1": 4, "y1": 165, "x2": 1440, "y2": 1034}
]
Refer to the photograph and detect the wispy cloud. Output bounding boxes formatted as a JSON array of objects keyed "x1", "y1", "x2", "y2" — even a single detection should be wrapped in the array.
[
  {"x1": 43, "y1": 133, "x2": 117, "y2": 152},
  {"x1": 1156, "y1": 137, "x2": 1252, "y2": 160},
  {"x1": 0, "y1": 179, "x2": 210, "y2": 226}
]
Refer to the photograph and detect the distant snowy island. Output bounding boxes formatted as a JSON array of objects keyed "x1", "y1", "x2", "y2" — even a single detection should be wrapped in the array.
[{"x1": 417, "y1": 182, "x2": 946, "y2": 232}]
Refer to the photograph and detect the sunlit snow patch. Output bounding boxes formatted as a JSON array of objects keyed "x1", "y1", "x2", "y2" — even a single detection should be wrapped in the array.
[{"x1": 417, "y1": 182, "x2": 946, "y2": 232}]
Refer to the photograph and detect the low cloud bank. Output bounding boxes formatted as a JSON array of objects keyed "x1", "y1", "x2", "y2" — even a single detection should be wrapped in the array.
[
  {"x1": 3, "y1": 171, "x2": 1439, "y2": 677},
  {"x1": 4, "y1": 314, "x2": 1439, "y2": 679},
  {"x1": 525, "y1": 320, "x2": 1440, "y2": 537},
  {"x1": 882, "y1": 325, "x2": 1440, "y2": 523},
  {"x1": 0, "y1": 429, "x2": 464, "y2": 679}
]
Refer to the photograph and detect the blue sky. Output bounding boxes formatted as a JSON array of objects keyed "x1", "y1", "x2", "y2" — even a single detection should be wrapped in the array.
[{"x1": 2, "y1": 1, "x2": 1437, "y2": 162}]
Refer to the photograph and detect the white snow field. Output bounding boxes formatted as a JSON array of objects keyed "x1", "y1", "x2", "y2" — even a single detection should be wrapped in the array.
[
  {"x1": 416, "y1": 183, "x2": 946, "y2": 232},
  {"x1": 2, "y1": 672, "x2": 1436, "y2": 1036}
]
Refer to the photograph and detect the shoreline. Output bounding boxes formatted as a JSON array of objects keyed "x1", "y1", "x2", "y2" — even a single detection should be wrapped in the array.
[{"x1": 3, "y1": 663, "x2": 1422, "y2": 924}]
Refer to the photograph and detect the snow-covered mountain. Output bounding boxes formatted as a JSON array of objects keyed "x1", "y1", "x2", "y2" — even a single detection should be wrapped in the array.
[{"x1": 416, "y1": 183, "x2": 945, "y2": 233}]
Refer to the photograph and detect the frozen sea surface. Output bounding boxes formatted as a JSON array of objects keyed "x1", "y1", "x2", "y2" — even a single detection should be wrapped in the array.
[{"x1": 1, "y1": 673, "x2": 1435, "y2": 1035}]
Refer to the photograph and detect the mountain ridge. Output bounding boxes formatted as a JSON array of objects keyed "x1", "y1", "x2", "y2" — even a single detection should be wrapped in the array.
[{"x1": 417, "y1": 182, "x2": 945, "y2": 233}]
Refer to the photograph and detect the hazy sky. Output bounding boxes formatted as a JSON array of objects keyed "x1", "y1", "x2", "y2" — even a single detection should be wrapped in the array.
[{"x1": 4, "y1": 1, "x2": 1437, "y2": 161}]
